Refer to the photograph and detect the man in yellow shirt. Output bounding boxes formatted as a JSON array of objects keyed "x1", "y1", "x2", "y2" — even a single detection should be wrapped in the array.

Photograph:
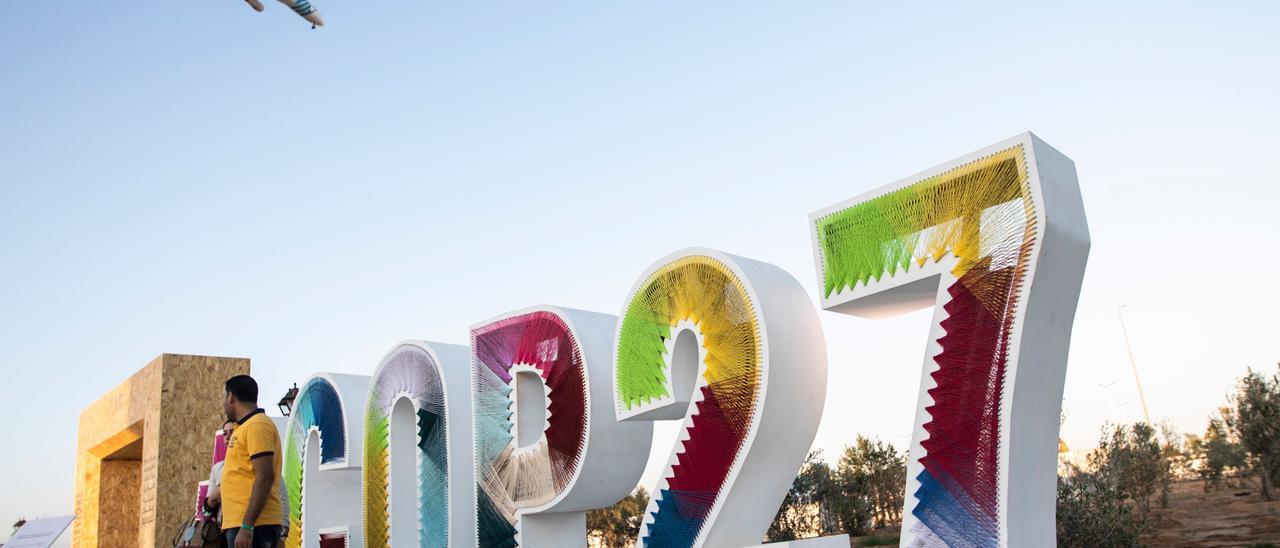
[{"x1": 221, "y1": 375, "x2": 285, "y2": 548}]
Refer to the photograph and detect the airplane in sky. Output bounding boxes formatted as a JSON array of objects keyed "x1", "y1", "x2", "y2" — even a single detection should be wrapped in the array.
[{"x1": 243, "y1": 0, "x2": 324, "y2": 28}]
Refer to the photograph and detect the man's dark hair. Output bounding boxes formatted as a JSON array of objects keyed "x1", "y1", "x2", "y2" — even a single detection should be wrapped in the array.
[{"x1": 225, "y1": 375, "x2": 259, "y2": 403}]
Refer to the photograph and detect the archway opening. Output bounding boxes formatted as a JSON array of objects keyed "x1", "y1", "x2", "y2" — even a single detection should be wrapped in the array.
[
  {"x1": 389, "y1": 396, "x2": 419, "y2": 545},
  {"x1": 670, "y1": 328, "x2": 701, "y2": 402},
  {"x1": 514, "y1": 370, "x2": 547, "y2": 450}
]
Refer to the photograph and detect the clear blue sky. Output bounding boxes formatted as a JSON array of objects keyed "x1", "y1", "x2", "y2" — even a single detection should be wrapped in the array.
[{"x1": 3, "y1": 1, "x2": 1278, "y2": 541}]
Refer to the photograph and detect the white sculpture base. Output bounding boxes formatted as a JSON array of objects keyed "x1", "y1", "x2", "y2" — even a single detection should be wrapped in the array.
[{"x1": 745, "y1": 535, "x2": 851, "y2": 548}]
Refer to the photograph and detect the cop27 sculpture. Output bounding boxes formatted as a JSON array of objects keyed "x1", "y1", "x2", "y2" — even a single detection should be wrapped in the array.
[{"x1": 279, "y1": 132, "x2": 1089, "y2": 548}]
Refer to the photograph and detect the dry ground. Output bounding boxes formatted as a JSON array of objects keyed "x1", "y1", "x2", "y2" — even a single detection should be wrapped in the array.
[
  {"x1": 842, "y1": 479, "x2": 1280, "y2": 547},
  {"x1": 1145, "y1": 479, "x2": 1280, "y2": 547}
]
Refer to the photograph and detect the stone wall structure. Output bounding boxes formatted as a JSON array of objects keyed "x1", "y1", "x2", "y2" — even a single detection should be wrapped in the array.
[{"x1": 74, "y1": 354, "x2": 250, "y2": 548}]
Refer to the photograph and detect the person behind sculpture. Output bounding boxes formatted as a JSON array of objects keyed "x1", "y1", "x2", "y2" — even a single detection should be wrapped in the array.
[
  {"x1": 220, "y1": 375, "x2": 285, "y2": 548},
  {"x1": 207, "y1": 419, "x2": 237, "y2": 512}
]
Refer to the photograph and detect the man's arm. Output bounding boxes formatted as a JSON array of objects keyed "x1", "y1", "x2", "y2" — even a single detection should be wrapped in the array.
[
  {"x1": 241, "y1": 453, "x2": 275, "y2": 527},
  {"x1": 207, "y1": 463, "x2": 223, "y2": 506}
]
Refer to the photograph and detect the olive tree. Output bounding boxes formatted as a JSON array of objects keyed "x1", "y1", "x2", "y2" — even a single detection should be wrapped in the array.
[{"x1": 1224, "y1": 365, "x2": 1280, "y2": 500}]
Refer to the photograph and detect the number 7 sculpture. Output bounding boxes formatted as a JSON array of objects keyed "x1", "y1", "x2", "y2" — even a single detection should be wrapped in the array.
[{"x1": 808, "y1": 132, "x2": 1089, "y2": 547}]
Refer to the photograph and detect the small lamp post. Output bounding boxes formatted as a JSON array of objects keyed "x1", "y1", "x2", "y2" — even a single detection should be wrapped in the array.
[{"x1": 277, "y1": 383, "x2": 299, "y2": 417}]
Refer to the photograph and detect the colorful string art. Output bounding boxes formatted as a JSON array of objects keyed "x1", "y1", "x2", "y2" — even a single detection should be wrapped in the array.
[
  {"x1": 810, "y1": 133, "x2": 1090, "y2": 547},
  {"x1": 284, "y1": 376, "x2": 349, "y2": 548},
  {"x1": 472, "y1": 310, "x2": 590, "y2": 547},
  {"x1": 362, "y1": 343, "x2": 450, "y2": 548},
  {"x1": 817, "y1": 146, "x2": 1028, "y2": 547},
  {"x1": 616, "y1": 249, "x2": 828, "y2": 548}
]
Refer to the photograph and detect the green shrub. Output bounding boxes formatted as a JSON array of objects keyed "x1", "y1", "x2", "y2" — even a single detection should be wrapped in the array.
[
  {"x1": 1187, "y1": 414, "x2": 1247, "y2": 491},
  {"x1": 1056, "y1": 464, "x2": 1145, "y2": 547},
  {"x1": 1224, "y1": 365, "x2": 1280, "y2": 501}
]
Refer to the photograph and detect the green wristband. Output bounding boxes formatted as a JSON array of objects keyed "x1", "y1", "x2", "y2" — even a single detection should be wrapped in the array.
[{"x1": 241, "y1": 523, "x2": 255, "y2": 531}]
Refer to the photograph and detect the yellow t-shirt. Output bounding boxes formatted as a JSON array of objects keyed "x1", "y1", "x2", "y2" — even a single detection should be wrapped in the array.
[{"x1": 221, "y1": 409, "x2": 284, "y2": 529}]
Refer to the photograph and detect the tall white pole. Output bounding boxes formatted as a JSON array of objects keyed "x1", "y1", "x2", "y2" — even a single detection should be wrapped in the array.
[
  {"x1": 1099, "y1": 381, "x2": 1117, "y2": 425},
  {"x1": 1118, "y1": 305, "x2": 1152, "y2": 425}
]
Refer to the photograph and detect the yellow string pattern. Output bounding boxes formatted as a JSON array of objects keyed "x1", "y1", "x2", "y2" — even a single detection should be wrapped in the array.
[
  {"x1": 616, "y1": 255, "x2": 761, "y2": 416},
  {"x1": 364, "y1": 435, "x2": 390, "y2": 548},
  {"x1": 815, "y1": 145, "x2": 1034, "y2": 317}
]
